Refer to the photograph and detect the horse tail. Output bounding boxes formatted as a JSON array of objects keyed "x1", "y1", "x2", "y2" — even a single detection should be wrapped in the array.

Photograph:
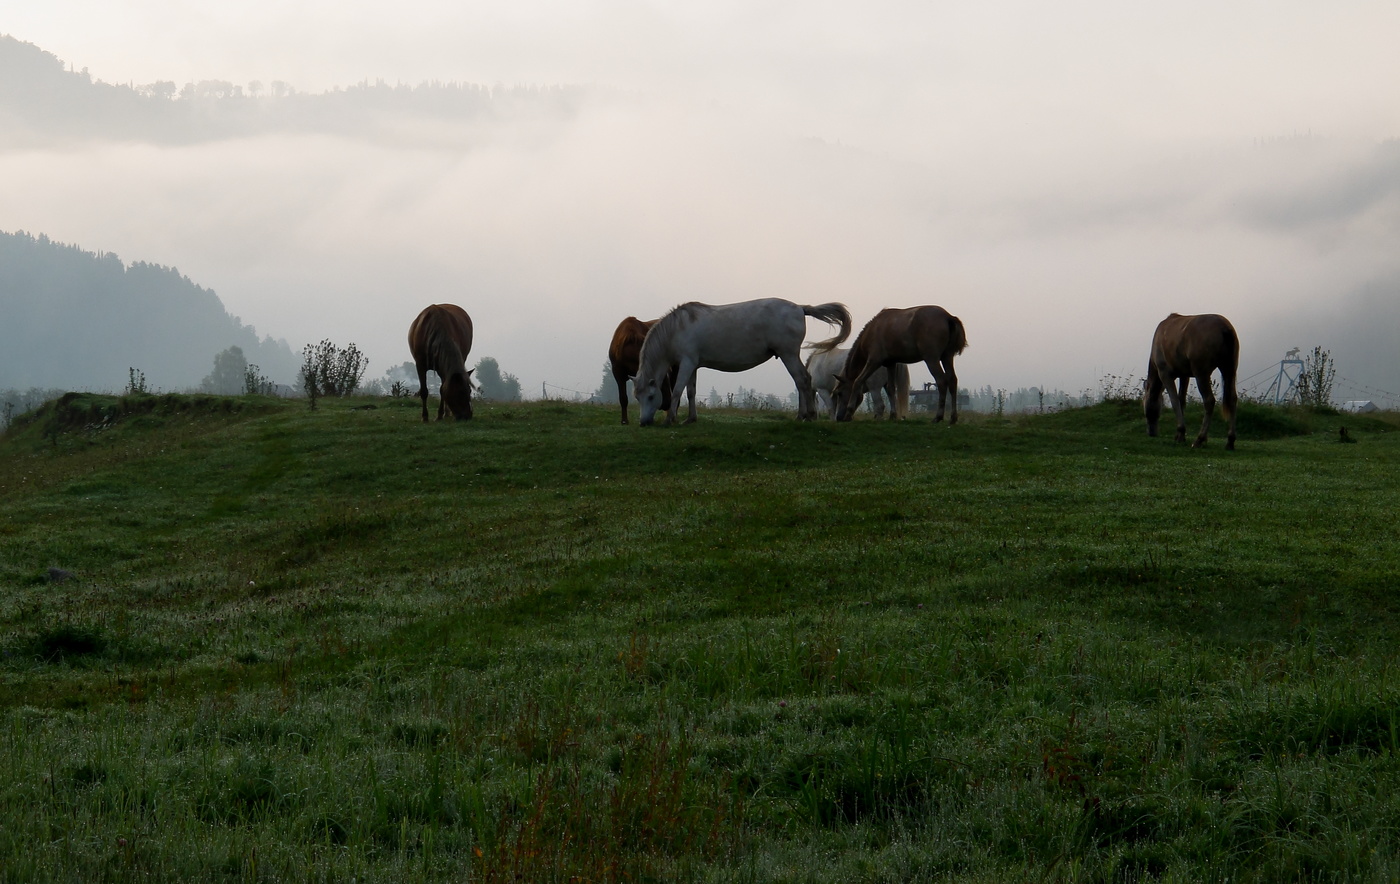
[
  {"x1": 803, "y1": 302, "x2": 852, "y2": 352},
  {"x1": 895, "y1": 363, "x2": 910, "y2": 418},
  {"x1": 1222, "y1": 318, "x2": 1241, "y2": 373},
  {"x1": 947, "y1": 314, "x2": 968, "y2": 356}
]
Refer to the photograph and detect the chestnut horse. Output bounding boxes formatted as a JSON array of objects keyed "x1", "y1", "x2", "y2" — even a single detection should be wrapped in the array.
[
  {"x1": 1144, "y1": 313, "x2": 1239, "y2": 450},
  {"x1": 634, "y1": 298, "x2": 851, "y2": 426},
  {"x1": 835, "y1": 306, "x2": 967, "y2": 424},
  {"x1": 408, "y1": 304, "x2": 475, "y2": 422},
  {"x1": 607, "y1": 316, "x2": 691, "y2": 425}
]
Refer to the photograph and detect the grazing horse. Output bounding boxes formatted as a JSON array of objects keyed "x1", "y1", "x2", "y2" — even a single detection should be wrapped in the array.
[
  {"x1": 408, "y1": 304, "x2": 475, "y2": 422},
  {"x1": 1144, "y1": 313, "x2": 1239, "y2": 450},
  {"x1": 607, "y1": 316, "x2": 691, "y2": 425},
  {"x1": 805, "y1": 346, "x2": 909, "y2": 420},
  {"x1": 835, "y1": 306, "x2": 967, "y2": 424},
  {"x1": 634, "y1": 298, "x2": 851, "y2": 426}
]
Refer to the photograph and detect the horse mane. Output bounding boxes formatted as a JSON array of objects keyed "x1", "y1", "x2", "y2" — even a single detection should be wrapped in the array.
[
  {"x1": 842, "y1": 319, "x2": 881, "y2": 379},
  {"x1": 638, "y1": 302, "x2": 711, "y2": 372}
]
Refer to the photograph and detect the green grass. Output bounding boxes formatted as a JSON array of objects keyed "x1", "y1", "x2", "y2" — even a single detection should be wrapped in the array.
[{"x1": 1, "y1": 393, "x2": 1399, "y2": 882}]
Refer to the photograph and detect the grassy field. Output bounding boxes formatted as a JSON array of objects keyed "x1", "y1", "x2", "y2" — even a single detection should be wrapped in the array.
[{"x1": 1, "y1": 391, "x2": 1398, "y2": 882}]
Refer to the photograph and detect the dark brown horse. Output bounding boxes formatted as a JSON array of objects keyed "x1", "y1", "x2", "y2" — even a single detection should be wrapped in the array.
[
  {"x1": 1144, "y1": 313, "x2": 1239, "y2": 449},
  {"x1": 408, "y1": 304, "x2": 475, "y2": 422},
  {"x1": 834, "y1": 306, "x2": 967, "y2": 424},
  {"x1": 607, "y1": 316, "x2": 688, "y2": 425}
]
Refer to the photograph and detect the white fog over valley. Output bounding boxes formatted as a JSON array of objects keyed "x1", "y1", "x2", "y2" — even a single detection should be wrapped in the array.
[{"x1": 3, "y1": 2, "x2": 1399, "y2": 404}]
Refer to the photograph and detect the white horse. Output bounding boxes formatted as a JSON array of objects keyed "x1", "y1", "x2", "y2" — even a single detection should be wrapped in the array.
[
  {"x1": 805, "y1": 347, "x2": 909, "y2": 420},
  {"x1": 634, "y1": 299, "x2": 851, "y2": 426}
]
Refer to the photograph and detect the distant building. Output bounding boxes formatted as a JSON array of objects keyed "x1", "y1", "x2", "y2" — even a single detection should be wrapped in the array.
[{"x1": 1341, "y1": 400, "x2": 1379, "y2": 413}]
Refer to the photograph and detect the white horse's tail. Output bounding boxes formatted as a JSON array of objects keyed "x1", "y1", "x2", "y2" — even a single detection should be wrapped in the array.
[
  {"x1": 894, "y1": 363, "x2": 910, "y2": 419},
  {"x1": 802, "y1": 302, "x2": 852, "y2": 352}
]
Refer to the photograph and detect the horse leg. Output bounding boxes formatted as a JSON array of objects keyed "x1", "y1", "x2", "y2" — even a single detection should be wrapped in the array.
[
  {"x1": 613, "y1": 364, "x2": 630, "y2": 425},
  {"x1": 1220, "y1": 367, "x2": 1238, "y2": 451},
  {"x1": 943, "y1": 357, "x2": 959, "y2": 425},
  {"x1": 669, "y1": 359, "x2": 697, "y2": 425},
  {"x1": 881, "y1": 376, "x2": 898, "y2": 421},
  {"x1": 1192, "y1": 372, "x2": 1217, "y2": 448},
  {"x1": 816, "y1": 388, "x2": 835, "y2": 419},
  {"x1": 870, "y1": 382, "x2": 887, "y2": 420},
  {"x1": 1165, "y1": 375, "x2": 1188, "y2": 443},
  {"x1": 684, "y1": 373, "x2": 698, "y2": 423},
  {"x1": 925, "y1": 360, "x2": 949, "y2": 422},
  {"x1": 777, "y1": 350, "x2": 815, "y2": 420},
  {"x1": 417, "y1": 365, "x2": 430, "y2": 423},
  {"x1": 894, "y1": 364, "x2": 910, "y2": 419}
]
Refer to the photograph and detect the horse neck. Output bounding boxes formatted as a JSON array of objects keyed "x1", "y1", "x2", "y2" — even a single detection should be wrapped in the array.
[
  {"x1": 638, "y1": 309, "x2": 690, "y2": 379},
  {"x1": 844, "y1": 336, "x2": 875, "y2": 381},
  {"x1": 637, "y1": 334, "x2": 672, "y2": 383},
  {"x1": 431, "y1": 327, "x2": 466, "y2": 376}
]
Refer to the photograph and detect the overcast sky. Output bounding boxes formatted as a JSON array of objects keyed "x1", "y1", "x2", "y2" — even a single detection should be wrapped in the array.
[{"x1": 5, "y1": 2, "x2": 1400, "y2": 401}]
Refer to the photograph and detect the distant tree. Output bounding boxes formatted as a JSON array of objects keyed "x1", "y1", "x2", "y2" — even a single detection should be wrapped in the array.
[
  {"x1": 201, "y1": 346, "x2": 248, "y2": 394},
  {"x1": 1296, "y1": 346, "x2": 1336, "y2": 408},
  {"x1": 593, "y1": 360, "x2": 621, "y2": 403},
  {"x1": 243, "y1": 362, "x2": 274, "y2": 395},
  {"x1": 138, "y1": 80, "x2": 177, "y2": 100},
  {"x1": 381, "y1": 361, "x2": 422, "y2": 398},
  {"x1": 0, "y1": 387, "x2": 65, "y2": 431},
  {"x1": 474, "y1": 357, "x2": 521, "y2": 402}
]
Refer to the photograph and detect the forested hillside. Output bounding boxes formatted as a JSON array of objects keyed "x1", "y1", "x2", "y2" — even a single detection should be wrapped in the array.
[
  {"x1": 0, "y1": 230, "x2": 297, "y2": 391},
  {"x1": 0, "y1": 33, "x2": 583, "y2": 146}
]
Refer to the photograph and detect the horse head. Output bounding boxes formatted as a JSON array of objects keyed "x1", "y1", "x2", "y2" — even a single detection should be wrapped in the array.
[
  {"x1": 442, "y1": 369, "x2": 475, "y2": 420},
  {"x1": 1142, "y1": 376, "x2": 1162, "y2": 437},
  {"x1": 832, "y1": 373, "x2": 864, "y2": 421},
  {"x1": 634, "y1": 373, "x2": 663, "y2": 426}
]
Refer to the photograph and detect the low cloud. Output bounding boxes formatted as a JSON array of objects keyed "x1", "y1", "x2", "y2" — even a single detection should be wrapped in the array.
[{"x1": 2, "y1": 31, "x2": 1398, "y2": 400}]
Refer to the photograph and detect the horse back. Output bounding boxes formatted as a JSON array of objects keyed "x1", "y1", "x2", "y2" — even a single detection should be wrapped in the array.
[
  {"x1": 409, "y1": 304, "x2": 474, "y2": 375},
  {"x1": 609, "y1": 317, "x2": 657, "y2": 377},
  {"x1": 853, "y1": 306, "x2": 964, "y2": 368},
  {"x1": 1152, "y1": 313, "x2": 1237, "y2": 376}
]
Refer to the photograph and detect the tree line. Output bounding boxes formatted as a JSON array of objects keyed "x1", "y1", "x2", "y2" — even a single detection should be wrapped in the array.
[{"x1": 0, "y1": 35, "x2": 585, "y2": 147}]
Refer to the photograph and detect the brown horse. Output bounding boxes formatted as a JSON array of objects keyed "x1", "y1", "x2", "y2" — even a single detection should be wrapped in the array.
[
  {"x1": 834, "y1": 306, "x2": 967, "y2": 423},
  {"x1": 408, "y1": 304, "x2": 475, "y2": 422},
  {"x1": 607, "y1": 317, "x2": 688, "y2": 425},
  {"x1": 1144, "y1": 313, "x2": 1239, "y2": 450}
]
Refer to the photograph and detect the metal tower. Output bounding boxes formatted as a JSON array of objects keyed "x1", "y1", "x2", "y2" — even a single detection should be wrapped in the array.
[{"x1": 1263, "y1": 348, "x2": 1304, "y2": 404}]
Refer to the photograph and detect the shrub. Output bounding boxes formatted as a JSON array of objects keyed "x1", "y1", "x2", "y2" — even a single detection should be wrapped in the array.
[
  {"x1": 124, "y1": 367, "x2": 149, "y2": 395},
  {"x1": 299, "y1": 340, "x2": 368, "y2": 406},
  {"x1": 1296, "y1": 346, "x2": 1336, "y2": 408}
]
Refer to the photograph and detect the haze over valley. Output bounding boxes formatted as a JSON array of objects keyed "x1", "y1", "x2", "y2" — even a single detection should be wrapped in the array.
[{"x1": 3, "y1": 5, "x2": 1399, "y2": 404}]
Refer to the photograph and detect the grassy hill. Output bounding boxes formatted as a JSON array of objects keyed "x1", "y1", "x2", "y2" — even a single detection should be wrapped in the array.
[{"x1": 1, "y1": 395, "x2": 1398, "y2": 881}]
